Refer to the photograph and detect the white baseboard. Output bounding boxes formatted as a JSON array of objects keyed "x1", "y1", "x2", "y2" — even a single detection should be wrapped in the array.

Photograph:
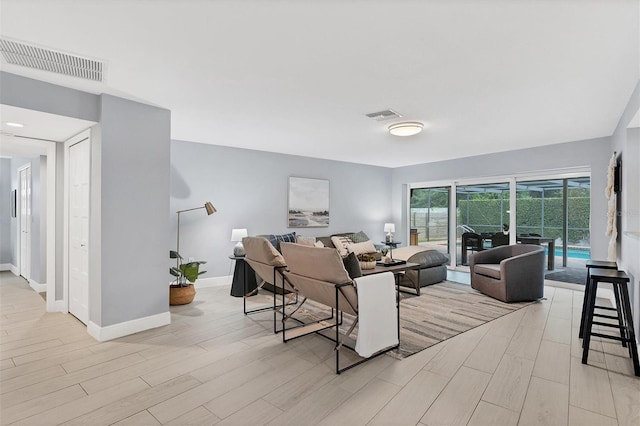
[
  {"x1": 0, "y1": 263, "x2": 15, "y2": 272},
  {"x1": 87, "y1": 311, "x2": 171, "y2": 342},
  {"x1": 29, "y1": 279, "x2": 47, "y2": 293},
  {"x1": 196, "y1": 275, "x2": 232, "y2": 289},
  {"x1": 596, "y1": 288, "x2": 616, "y2": 306},
  {"x1": 48, "y1": 299, "x2": 66, "y2": 313}
]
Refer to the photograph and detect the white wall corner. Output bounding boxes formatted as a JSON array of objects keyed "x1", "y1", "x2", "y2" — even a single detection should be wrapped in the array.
[
  {"x1": 87, "y1": 311, "x2": 171, "y2": 342},
  {"x1": 0, "y1": 263, "x2": 15, "y2": 272},
  {"x1": 195, "y1": 275, "x2": 232, "y2": 289},
  {"x1": 28, "y1": 279, "x2": 47, "y2": 293},
  {"x1": 9, "y1": 264, "x2": 19, "y2": 275}
]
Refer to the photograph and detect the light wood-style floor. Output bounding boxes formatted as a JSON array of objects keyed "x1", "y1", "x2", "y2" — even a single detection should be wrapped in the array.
[{"x1": 1, "y1": 271, "x2": 639, "y2": 426}]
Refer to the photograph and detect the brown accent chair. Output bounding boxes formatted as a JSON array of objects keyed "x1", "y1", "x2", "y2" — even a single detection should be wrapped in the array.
[
  {"x1": 279, "y1": 242, "x2": 399, "y2": 374},
  {"x1": 469, "y1": 244, "x2": 544, "y2": 303},
  {"x1": 242, "y1": 237, "x2": 296, "y2": 332}
]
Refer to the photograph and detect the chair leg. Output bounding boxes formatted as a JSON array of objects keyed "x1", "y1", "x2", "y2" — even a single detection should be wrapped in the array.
[
  {"x1": 613, "y1": 283, "x2": 627, "y2": 347},
  {"x1": 582, "y1": 277, "x2": 598, "y2": 364},
  {"x1": 619, "y1": 281, "x2": 640, "y2": 376},
  {"x1": 579, "y1": 269, "x2": 591, "y2": 339}
]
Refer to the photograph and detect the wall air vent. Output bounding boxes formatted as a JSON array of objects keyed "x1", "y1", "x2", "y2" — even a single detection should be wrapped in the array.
[
  {"x1": 0, "y1": 38, "x2": 103, "y2": 82},
  {"x1": 365, "y1": 109, "x2": 402, "y2": 121}
]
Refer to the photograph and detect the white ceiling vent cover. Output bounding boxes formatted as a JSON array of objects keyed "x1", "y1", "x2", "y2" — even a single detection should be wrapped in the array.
[
  {"x1": 365, "y1": 109, "x2": 402, "y2": 121},
  {"x1": 0, "y1": 38, "x2": 103, "y2": 82}
]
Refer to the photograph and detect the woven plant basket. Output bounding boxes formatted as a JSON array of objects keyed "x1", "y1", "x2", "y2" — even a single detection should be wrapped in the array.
[
  {"x1": 359, "y1": 260, "x2": 376, "y2": 270},
  {"x1": 170, "y1": 284, "x2": 196, "y2": 305}
]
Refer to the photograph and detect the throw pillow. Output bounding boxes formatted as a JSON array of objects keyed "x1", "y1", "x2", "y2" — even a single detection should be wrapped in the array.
[
  {"x1": 314, "y1": 240, "x2": 325, "y2": 248},
  {"x1": 342, "y1": 252, "x2": 362, "y2": 279},
  {"x1": 331, "y1": 235, "x2": 354, "y2": 257},
  {"x1": 268, "y1": 232, "x2": 297, "y2": 251},
  {"x1": 295, "y1": 235, "x2": 316, "y2": 247},
  {"x1": 351, "y1": 231, "x2": 370, "y2": 243},
  {"x1": 345, "y1": 240, "x2": 377, "y2": 256}
]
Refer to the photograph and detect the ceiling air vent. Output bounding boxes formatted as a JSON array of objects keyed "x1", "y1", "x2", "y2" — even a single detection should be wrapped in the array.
[
  {"x1": 365, "y1": 109, "x2": 402, "y2": 121},
  {"x1": 0, "y1": 38, "x2": 103, "y2": 82}
]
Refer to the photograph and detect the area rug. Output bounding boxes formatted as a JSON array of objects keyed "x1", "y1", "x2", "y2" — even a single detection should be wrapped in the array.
[
  {"x1": 545, "y1": 267, "x2": 586, "y2": 285},
  {"x1": 393, "y1": 281, "x2": 531, "y2": 358},
  {"x1": 255, "y1": 280, "x2": 533, "y2": 359}
]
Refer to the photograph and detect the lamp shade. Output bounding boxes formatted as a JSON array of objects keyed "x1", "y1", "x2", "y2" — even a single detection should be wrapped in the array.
[
  {"x1": 205, "y1": 202, "x2": 216, "y2": 215},
  {"x1": 388, "y1": 121, "x2": 423, "y2": 136},
  {"x1": 384, "y1": 223, "x2": 395, "y2": 233},
  {"x1": 231, "y1": 228, "x2": 248, "y2": 242}
]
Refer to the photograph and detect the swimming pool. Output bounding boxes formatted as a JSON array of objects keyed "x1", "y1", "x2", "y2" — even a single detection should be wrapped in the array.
[{"x1": 547, "y1": 247, "x2": 591, "y2": 259}]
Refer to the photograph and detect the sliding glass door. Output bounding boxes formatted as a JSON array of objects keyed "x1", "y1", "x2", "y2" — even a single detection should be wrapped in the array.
[
  {"x1": 515, "y1": 177, "x2": 590, "y2": 268},
  {"x1": 409, "y1": 187, "x2": 449, "y2": 255},
  {"x1": 456, "y1": 182, "x2": 510, "y2": 265}
]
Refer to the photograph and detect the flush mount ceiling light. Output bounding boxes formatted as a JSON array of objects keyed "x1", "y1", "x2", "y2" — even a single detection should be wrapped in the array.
[
  {"x1": 4, "y1": 122, "x2": 24, "y2": 128},
  {"x1": 388, "y1": 121, "x2": 423, "y2": 136}
]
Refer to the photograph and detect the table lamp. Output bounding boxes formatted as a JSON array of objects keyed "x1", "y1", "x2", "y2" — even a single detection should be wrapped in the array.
[
  {"x1": 231, "y1": 228, "x2": 248, "y2": 256},
  {"x1": 384, "y1": 223, "x2": 395, "y2": 243}
]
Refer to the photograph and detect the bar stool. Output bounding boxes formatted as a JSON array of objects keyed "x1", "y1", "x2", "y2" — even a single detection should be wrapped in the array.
[
  {"x1": 579, "y1": 260, "x2": 618, "y2": 339},
  {"x1": 581, "y1": 268, "x2": 639, "y2": 376}
]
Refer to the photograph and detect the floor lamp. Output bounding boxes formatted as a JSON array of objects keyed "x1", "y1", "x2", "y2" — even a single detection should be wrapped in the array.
[{"x1": 175, "y1": 201, "x2": 216, "y2": 268}]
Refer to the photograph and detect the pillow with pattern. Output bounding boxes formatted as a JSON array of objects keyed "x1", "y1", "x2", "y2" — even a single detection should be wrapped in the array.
[
  {"x1": 330, "y1": 235, "x2": 353, "y2": 257},
  {"x1": 268, "y1": 232, "x2": 296, "y2": 251}
]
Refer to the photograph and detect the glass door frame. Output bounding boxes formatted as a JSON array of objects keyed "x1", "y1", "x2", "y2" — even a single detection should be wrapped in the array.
[{"x1": 407, "y1": 168, "x2": 591, "y2": 271}]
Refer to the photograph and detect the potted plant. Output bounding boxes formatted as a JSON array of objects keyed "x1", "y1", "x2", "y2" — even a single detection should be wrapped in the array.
[
  {"x1": 169, "y1": 250, "x2": 207, "y2": 305},
  {"x1": 357, "y1": 252, "x2": 377, "y2": 270}
]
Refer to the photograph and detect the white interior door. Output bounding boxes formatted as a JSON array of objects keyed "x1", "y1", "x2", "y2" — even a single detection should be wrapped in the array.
[
  {"x1": 68, "y1": 138, "x2": 90, "y2": 324},
  {"x1": 18, "y1": 165, "x2": 31, "y2": 280}
]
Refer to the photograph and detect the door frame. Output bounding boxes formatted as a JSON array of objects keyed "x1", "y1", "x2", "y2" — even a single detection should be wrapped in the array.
[
  {"x1": 16, "y1": 163, "x2": 31, "y2": 281},
  {"x1": 63, "y1": 129, "x2": 91, "y2": 316}
]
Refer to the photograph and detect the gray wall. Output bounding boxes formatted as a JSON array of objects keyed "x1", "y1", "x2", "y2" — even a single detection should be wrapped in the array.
[
  {"x1": 170, "y1": 140, "x2": 393, "y2": 279},
  {"x1": 0, "y1": 158, "x2": 11, "y2": 264},
  {"x1": 611, "y1": 79, "x2": 640, "y2": 344},
  {"x1": 391, "y1": 137, "x2": 612, "y2": 261},
  {"x1": 96, "y1": 95, "x2": 171, "y2": 327},
  {"x1": 0, "y1": 71, "x2": 99, "y2": 122}
]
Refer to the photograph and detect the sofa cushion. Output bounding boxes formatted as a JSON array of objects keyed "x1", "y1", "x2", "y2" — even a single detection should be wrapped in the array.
[
  {"x1": 331, "y1": 235, "x2": 354, "y2": 257},
  {"x1": 295, "y1": 235, "x2": 316, "y2": 246},
  {"x1": 474, "y1": 263, "x2": 501, "y2": 279},
  {"x1": 267, "y1": 232, "x2": 296, "y2": 251},
  {"x1": 342, "y1": 252, "x2": 363, "y2": 279},
  {"x1": 345, "y1": 240, "x2": 377, "y2": 256}
]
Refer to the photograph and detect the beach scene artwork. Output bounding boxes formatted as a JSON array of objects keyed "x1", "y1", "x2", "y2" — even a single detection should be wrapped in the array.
[{"x1": 288, "y1": 177, "x2": 329, "y2": 227}]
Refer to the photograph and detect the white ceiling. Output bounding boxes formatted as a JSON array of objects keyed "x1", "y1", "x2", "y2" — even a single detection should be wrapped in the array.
[{"x1": 0, "y1": 0, "x2": 638, "y2": 167}]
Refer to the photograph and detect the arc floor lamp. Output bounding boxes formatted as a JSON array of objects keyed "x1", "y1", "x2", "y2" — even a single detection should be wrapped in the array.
[{"x1": 175, "y1": 201, "x2": 216, "y2": 268}]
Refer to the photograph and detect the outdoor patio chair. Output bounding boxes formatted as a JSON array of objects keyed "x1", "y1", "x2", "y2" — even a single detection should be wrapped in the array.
[{"x1": 461, "y1": 232, "x2": 484, "y2": 265}]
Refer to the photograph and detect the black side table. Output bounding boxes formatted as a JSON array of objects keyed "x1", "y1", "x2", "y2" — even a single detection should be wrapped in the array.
[
  {"x1": 381, "y1": 241, "x2": 401, "y2": 259},
  {"x1": 229, "y1": 256, "x2": 257, "y2": 297}
]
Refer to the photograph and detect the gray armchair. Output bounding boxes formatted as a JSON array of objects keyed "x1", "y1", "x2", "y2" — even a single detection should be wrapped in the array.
[{"x1": 469, "y1": 244, "x2": 544, "y2": 302}]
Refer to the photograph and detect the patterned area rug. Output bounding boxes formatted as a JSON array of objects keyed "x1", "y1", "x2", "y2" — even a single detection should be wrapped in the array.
[
  {"x1": 394, "y1": 281, "x2": 531, "y2": 358},
  {"x1": 249, "y1": 281, "x2": 532, "y2": 359}
]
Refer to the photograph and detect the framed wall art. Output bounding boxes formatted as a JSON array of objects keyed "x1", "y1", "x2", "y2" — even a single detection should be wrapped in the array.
[{"x1": 288, "y1": 177, "x2": 329, "y2": 228}]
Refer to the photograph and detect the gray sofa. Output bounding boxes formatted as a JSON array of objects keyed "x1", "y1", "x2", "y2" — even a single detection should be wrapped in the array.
[
  {"x1": 469, "y1": 244, "x2": 545, "y2": 302},
  {"x1": 318, "y1": 233, "x2": 449, "y2": 293}
]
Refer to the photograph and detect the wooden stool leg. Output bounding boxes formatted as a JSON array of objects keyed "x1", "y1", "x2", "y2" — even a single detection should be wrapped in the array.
[
  {"x1": 582, "y1": 277, "x2": 598, "y2": 363},
  {"x1": 579, "y1": 268, "x2": 592, "y2": 339},
  {"x1": 619, "y1": 281, "x2": 640, "y2": 376}
]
